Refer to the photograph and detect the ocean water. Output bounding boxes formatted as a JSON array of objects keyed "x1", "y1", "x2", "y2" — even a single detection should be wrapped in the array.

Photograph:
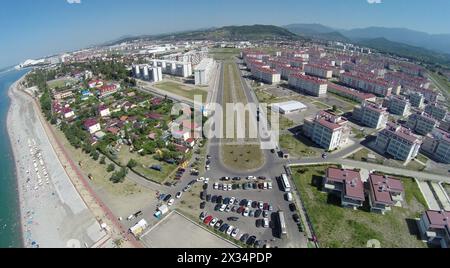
[{"x1": 0, "y1": 68, "x2": 28, "y2": 248}]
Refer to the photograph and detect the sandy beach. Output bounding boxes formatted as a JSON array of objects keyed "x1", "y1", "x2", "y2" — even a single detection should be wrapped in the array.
[{"x1": 6, "y1": 76, "x2": 108, "y2": 248}]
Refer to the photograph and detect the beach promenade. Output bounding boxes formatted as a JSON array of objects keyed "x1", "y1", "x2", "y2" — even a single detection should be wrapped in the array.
[{"x1": 7, "y1": 77, "x2": 140, "y2": 248}]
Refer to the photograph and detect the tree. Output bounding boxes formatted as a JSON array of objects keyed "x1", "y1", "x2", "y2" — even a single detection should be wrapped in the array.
[
  {"x1": 332, "y1": 105, "x2": 338, "y2": 112},
  {"x1": 127, "y1": 159, "x2": 138, "y2": 169},
  {"x1": 107, "y1": 164, "x2": 115, "y2": 173},
  {"x1": 110, "y1": 167, "x2": 128, "y2": 184},
  {"x1": 92, "y1": 151, "x2": 100, "y2": 161},
  {"x1": 100, "y1": 156, "x2": 106, "y2": 165}
]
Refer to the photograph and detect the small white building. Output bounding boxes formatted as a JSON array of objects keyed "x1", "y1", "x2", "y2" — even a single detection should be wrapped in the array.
[
  {"x1": 194, "y1": 58, "x2": 215, "y2": 86},
  {"x1": 271, "y1": 101, "x2": 307, "y2": 114}
]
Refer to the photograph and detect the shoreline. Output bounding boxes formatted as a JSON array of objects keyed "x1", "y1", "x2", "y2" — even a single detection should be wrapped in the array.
[{"x1": 6, "y1": 75, "x2": 27, "y2": 248}]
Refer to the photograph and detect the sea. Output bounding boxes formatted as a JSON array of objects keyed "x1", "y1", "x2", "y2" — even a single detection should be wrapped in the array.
[{"x1": 0, "y1": 67, "x2": 29, "y2": 248}]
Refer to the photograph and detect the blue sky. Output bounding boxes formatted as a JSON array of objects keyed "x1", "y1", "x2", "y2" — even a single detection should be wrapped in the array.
[{"x1": 1, "y1": 0, "x2": 450, "y2": 67}]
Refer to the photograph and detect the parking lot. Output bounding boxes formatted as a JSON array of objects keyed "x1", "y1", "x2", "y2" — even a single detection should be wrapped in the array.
[
  {"x1": 197, "y1": 176, "x2": 308, "y2": 248},
  {"x1": 140, "y1": 211, "x2": 237, "y2": 248}
]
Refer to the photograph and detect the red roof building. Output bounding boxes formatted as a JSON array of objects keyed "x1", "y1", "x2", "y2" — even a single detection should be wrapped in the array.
[
  {"x1": 323, "y1": 168, "x2": 365, "y2": 209},
  {"x1": 418, "y1": 210, "x2": 450, "y2": 248},
  {"x1": 367, "y1": 174, "x2": 404, "y2": 214}
]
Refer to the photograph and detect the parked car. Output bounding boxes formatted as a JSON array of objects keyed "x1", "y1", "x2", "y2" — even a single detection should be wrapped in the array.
[
  {"x1": 258, "y1": 176, "x2": 267, "y2": 180},
  {"x1": 214, "y1": 204, "x2": 221, "y2": 211},
  {"x1": 247, "y1": 236, "x2": 257, "y2": 246},
  {"x1": 200, "y1": 192, "x2": 206, "y2": 200},
  {"x1": 263, "y1": 211, "x2": 269, "y2": 218},
  {"x1": 263, "y1": 218, "x2": 270, "y2": 228},
  {"x1": 249, "y1": 210, "x2": 255, "y2": 217},
  {"x1": 210, "y1": 218, "x2": 218, "y2": 227},
  {"x1": 213, "y1": 183, "x2": 219, "y2": 190},
  {"x1": 227, "y1": 184, "x2": 232, "y2": 191},
  {"x1": 217, "y1": 196, "x2": 223, "y2": 204},
  {"x1": 254, "y1": 240, "x2": 262, "y2": 248},
  {"x1": 286, "y1": 192, "x2": 293, "y2": 202},
  {"x1": 199, "y1": 211, "x2": 207, "y2": 221},
  {"x1": 203, "y1": 183, "x2": 209, "y2": 190},
  {"x1": 227, "y1": 217, "x2": 239, "y2": 222},
  {"x1": 240, "y1": 233, "x2": 249, "y2": 243},
  {"x1": 242, "y1": 183, "x2": 247, "y2": 190},
  {"x1": 236, "y1": 207, "x2": 245, "y2": 214},
  {"x1": 268, "y1": 182, "x2": 273, "y2": 190},
  {"x1": 225, "y1": 205, "x2": 232, "y2": 212},
  {"x1": 268, "y1": 205, "x2": 274, "y2": 211},
  {"x1": 243, "y1": 208, "x2": 250, "y2": 217},
  {"x1": 293, "y1": 214, "x2": 301, "y2": 224},
  {"x1": 256, "y1": 219, "x2": 263, "y2": 228},
  {"x1": 231, "y1": 228, "x2": 239, "y2": 238},
  {"x1": 219, "y1": 204, "x2": 227, "y2": 212},
  {"x1": 258, "y1": 202, "x2": 264, "y2": 210},
  {"x1": 215, "y1": 220, "x2": 223, "y2": 229},
  {"x1": 211, "y1": 195, "x2": 218, "y2": 203},
  {"x1": 200, "y1": 202, "x2": 206, "y2": 209},
  {"x1": 167, "y1": 199, "x2": 175, "y2": 206},
  {"x1": 176, "y1": 192, "x2": 182, "y2": 199},
  {"x1": 223, "y1": 198, "x2": 230, "y2": 205},
  {"x1": 255, "y1": 209, "x2": 262, "y2": 218},
  {"x1": 206, "y1": 194, "x2": 211, "y2": 202},
  {"x1": 226, "y1": 225, "x2": 234, "y2": 236},
  {"x1": 247, "y1": 200, "x2": 252, "y2": 208},
  {"x1": 289, "y1": 203, "x2": 297, "y2": 212},
  {"x1": 204, "y1": 216, "x2": 213, "y2": 225},
  {"x1": 229, "y1": 197, "x2": 236, "y2": 205},
  {"x1": 252, "y1": 183, "x2": 257, "y2": 189},
  {"x1": 251, "y1": 201, "x2": 258, "y2": 208},
  {"x1": 219, "y1": 223, "x2": 229, "y2": 232},
  {"x1": 164, "y1": 194, "x2": 172, "y2": 202}
]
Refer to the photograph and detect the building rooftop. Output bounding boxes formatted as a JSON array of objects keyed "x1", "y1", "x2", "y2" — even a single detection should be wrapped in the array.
[
  {"x1": 326, "y1": 168, "x2": 365, "y2": 201},
  {"x1": 383, "y1": 122, "x2": 422, "y2": 144},
  {"x1": 369, "y1": 174, "x2": 404, "y2": 205},
  {"x1": 289, "y1": 73, "x2": 327, "y2": 85},
  {"x1": 424, "y1": 210, "x2": 450, "y2": 230}
]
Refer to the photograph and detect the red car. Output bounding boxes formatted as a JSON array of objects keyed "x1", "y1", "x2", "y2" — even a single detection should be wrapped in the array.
[
  {"x1": 236, "y1": 206, "x2": 245, "y2": 214},
  {"x1": 263, "y1": 203, "x2": 269, "y2": 211},
  {"x1": 203, "y1": 216, "x2": 213, "y2": 225}
]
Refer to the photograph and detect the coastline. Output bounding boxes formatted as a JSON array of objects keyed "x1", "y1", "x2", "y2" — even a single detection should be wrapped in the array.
[
  {"x1": 6, "y1": 74, "x2": 108, "y2": 248},
  {"x1": 6, "y1": 75, "x2": 27, "y2": 248}
]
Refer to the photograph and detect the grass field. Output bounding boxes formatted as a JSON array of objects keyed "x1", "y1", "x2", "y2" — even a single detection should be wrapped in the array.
[
  {"x1": 116, "y1": 145, "x2": 177, "y2": 183},
  {"x1": 279, "y1": 134, "x2": 319, "y2": 157},
  {"x1": 312, "y1": 101, "x2": 331, "y2": 110},
  {"x1": 291, "y1": 165, "x2": 428, "y2": 248},
  {"x1": 221, "y1": 61, "x2": 264, "y2": 171},
  {"x1": 154, "y1": 81, "x2": 208, "y2": 102},
  {"x1": 429, "y1": 71, "x2": 450, "y2": 96},
  {"x1": 47, "y1": 78, "x2": 76, "y2": 89},
  {"x1": 210, "y1": 48, "x2": 240, "y2": 61}
]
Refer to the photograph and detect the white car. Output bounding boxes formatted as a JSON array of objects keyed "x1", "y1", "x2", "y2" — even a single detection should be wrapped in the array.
[
  {"x1": 176, "y1": 192, "x2": 182, "y2": 199},
  {"x1": 210, "y1": 218, "x2": 218, "y2": 227},
  {"x1": 231, "y1": 228, "x2": 239, "y2": 238},
  {"x1": 247, "y1": 200, "x2": 252, "y2": 208},
  {"x1": 225, "y1": 205, "x2": 231, "y2": 212},
  {"x1": 226, "y1": 225, "x2": 234, "y2": 236},
  {"x1": 219, "y1": 204, "x2": 227, "y2": 212},
  {"x1": 213, "y1": 183, "x2": 219, "y2": 190},
  {"x1": 229, "y1": 197, "x2": 236, "y2": 205},
  {"x1": 268, "y1": 182, "x2": 273, "y2": 190},
  {"x1": 168, "y1": 199, "x2": 175, "y2": 206},
  {"x1": 286, "y1": 193, "x2": 293, "y2": 202},
  {"x1": 227, "y1": 184, "x2": 232, "y2": 191},
  {"x1": 205, "y1": 165, "x2": 210, "y2": 170},
  {"x1": 263, "y1": 218, "x2": 269, "y2": 228},
  {"x1": 243, "y1": 208, "x2": 250, "y2": 217},
  {"x1": 258, "y1": 201, "x2": 264, "y2": 210},
  {"x1": 197, "y1": 177, "x2": 205, "y2": 182},
  {"x1": 263, "y1": 182, "x2": 268, "y2": 190},
  {"x1": 204, "y1": 178, "x2": 210, "y2": 184},
  {"x1": 247, "y1": 176, "x2": 256, "y2": 180}
]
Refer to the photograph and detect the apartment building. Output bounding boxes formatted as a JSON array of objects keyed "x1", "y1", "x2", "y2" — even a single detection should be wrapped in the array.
[
  {"x1": 194, "y1": 58, "x2": 216, "y2": 86},
  {"x1": 252, "y1": 66, "x2": 281, "y2": 84},
  {"x1": 353, "y1": 101, "x2": 389, "y2": 129},
  {"x1": 425, "y1": 103, "x2": 449, "y2": 121},
  {"x1": 417, "y1": 210, "x2": 450, "y2": 248},
  {"x1": 149, "y1": 60, "x2": 192, "y2": 78},
  {"x1": 322, "y1": 168, "x2": 365, "y2": 209},
  {"x1": 304, "y1": 63, "x2": 333, "y2": 79},
  {"x1": 303, "y1": 111, "x2": 351, "y2": 151},
  {"x1": 340, "y1": 72, "x2": 393, "y2": 97},
  {"x1": 367, "y1": 174, "x2": 404, "y2": 214},
  {"x1": 421, "y1": 128, "x2": 450, "y2": 164},
  {"x1": 288, "y1": 73, "x2": 328, "y2": 97},
  {"x1": 328, "y1": 83, "x2": 377, "y2": 103},
  {"x1": 406, "y1": 112, "x2": 438, "y2": 136},
  {"x1": 408, "y1": 91, "x2": 425, "y2": 108},
  {"x1": 276, "y1": 65, "x2": 303, "y2": 80},
  {"x1": 375, "y1": 122, "x2": 422, "y2": 162},
  {"x1": 385, "y1": 95, "x2": 411, "y2": 117},
  {"x1": 132, "y1": 64, "x2": 163, "y2": 83}
]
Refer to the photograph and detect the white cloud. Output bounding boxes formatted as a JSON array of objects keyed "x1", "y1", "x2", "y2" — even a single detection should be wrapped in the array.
[
  {"x1": 67, "y1": 0, "x2": 82, "y2": 4},
  {"x1": 367, "y1": 0, "x2": 382, "y2": 4}
]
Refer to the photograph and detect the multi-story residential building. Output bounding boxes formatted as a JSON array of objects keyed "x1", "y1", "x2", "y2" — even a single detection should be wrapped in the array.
[
  {"x1": 417, "y1": 210, "x2": 450, "y2": 248},
  {"x1": 252, "y1": 66, "x2": 281, "y2": 84},
  {"x1": 406, "y1": 111, "x2": 438, "y2": 136},
  {"x1": 385, "y1": 95, "x2": 411, "y2": 116},
  {"x1": 425, "y1": 103, "x2": 449, "y2": 121},
  {"x1": 408, "y1": 91, "x2": 425, "y2": 108},
  {"x1": 149, "y1": 60, "x2": 192, "y2": 78},
  {"x1": 276, "y1": 65, "x2": 303, "y2": 80},
  {"x1": 375, "y1": 122, "x2": 422, "y2": 162},
  {"x1": 353, "y1": 101, "x2": 389, "y2": 129},
  {"x1": 194, "y1": 58, "x2": 216, "y2": 86},
  {"x1": 98, "y1": 84, "x2": 119, "y2": 98},
  {"x1": 367, "y1": 173, "x2": 404, "y2": 215},
  {"x1": 288, "y1": 73, "x2": 328, "y2": 97},
  {"x1": 322, "y1": 167, "x2": 365, "y2": 210},
  {"x1": 340, "y1": 72, "x2": 393, "y2": 97},
  {"x1": 303, "y1": 111, "x2": 351, "y2": 151},
  {"x1": 54, "y1": 90, "x2": 74, "y2": 100},
  {"x1": 304, "y1": 63, "x2": 333, "y2": 79},
  {"x1": 408, "y1": 86, "x2": 439, "y2": 103},
  {"x1": 421, "y1": 128, "x2": 450, "y2": 164},
  {"x1": 328, "y1": 83, "x2": 377, "y2": 103},
  {"x1": 132, "y1": 64, "x2": 163, "y2": 82}
]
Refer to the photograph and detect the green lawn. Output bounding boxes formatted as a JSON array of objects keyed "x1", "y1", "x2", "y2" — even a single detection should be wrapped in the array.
[
  {"x1": 279, "y1": 134, "x2": 319, "y2": 157},
  {"x1": 351, "y1": 127, "x2": 366, "y2": 139},
  {"x1": 47, "y1": 78, "x2": 76, "y2": 89},
  {"x1": 429, "y1": 71, "x2": 450, "y2": 96},
  {"x1": 416, "y1": 154, "x2": 429, "y2": 164},
  {"x1": 347, "y1": 148, "x2": 383, "y2": 164},
  {"x1": 291, "y1": 165, "x2": 428, "y2": 248},
  {"x1": 154, "y1": 81, "x2": 208, "y2": 102},
  {"x1": 312, "y1": 101, "x2": 331, "y2": 110},
  {"x1": 115, "y1": 145, "x2": 177, "y2": 183}
]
